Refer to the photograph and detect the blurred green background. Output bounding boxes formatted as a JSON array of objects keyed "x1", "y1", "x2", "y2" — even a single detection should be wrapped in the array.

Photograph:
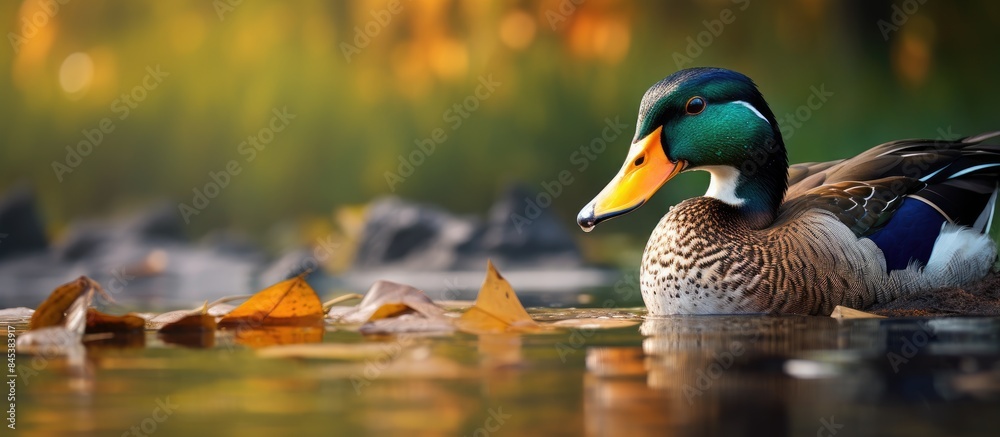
[{"x1": 1, "y1": 0, "x2": 998, "y2": 256}]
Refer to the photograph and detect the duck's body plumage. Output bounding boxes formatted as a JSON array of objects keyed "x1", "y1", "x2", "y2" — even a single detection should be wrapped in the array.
[{"x1": 578, "y1": 67, "x2": 1000, "y2": 315}]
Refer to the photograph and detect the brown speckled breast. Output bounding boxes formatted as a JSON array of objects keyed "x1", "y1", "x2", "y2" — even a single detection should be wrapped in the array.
[{"x1": 640, "y1": 197, "x2": 894, "y2": 315}]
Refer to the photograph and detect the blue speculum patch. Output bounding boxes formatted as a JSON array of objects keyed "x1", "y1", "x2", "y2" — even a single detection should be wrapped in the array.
[{"x1": 867, "y1": 198, "x2": 947, "y2": 271}]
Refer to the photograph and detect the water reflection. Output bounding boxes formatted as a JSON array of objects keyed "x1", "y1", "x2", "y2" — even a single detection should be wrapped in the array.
[
  {"x1": 228, "y1": 326, "x2": 324, "y2": 348},
  {"x1": 10, "y1": 313, "x2": 1000, "y2": 435},
  {"x1": 583, "y1": 316, "x2": 1000, "y2": 436}
]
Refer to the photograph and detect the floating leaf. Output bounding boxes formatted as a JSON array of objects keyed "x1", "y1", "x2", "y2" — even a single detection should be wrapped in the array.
[
  {"x1": 335, "y1": 280, "x2": 447, "y2": 324},
  {"x1": 455, "y1": 261, "x2": 542, "y2": 335},
  {"x1": 207, "y1": 304, "x2": 237, "y2": 317},
  {"x1": 321, "y1": 293, "x2": 364, "y2": 312},
  {"x1": 0, "y1": 307, "x2": 35, "y2": 323},
  {"x1": 29, "y1": 276, "x2": 103, "y2": 330},
  {"x1": 148, "y1": 310, "x2": 196, "y2": 329},
  {"x1": 158, "y1": 303, "x2": 215, "y2": 348},
  {"x1": 159, "y1": 313, "x2": 217, "y2": 333},
  {"x1": 148, "y1": 296, "x2": 245, "y2": 329},
  {"x1": 331, "y1": 281, "x2": 455, "y2": 334},
  {"x1": 17, "y1": 278, "x2": 97, "y2": 356},
  {"x1": 830, "y1": 305, "x2": 886, "y2": 319},
  {"x1": 159, "y1": 302, "x2": 217, "y2": 334},
  {"x1": 85, "y1": 309, "x2": 146, "y2": 334},
  {"x1": 218, "y1": 275, "x2": 323, "y2": 328}
]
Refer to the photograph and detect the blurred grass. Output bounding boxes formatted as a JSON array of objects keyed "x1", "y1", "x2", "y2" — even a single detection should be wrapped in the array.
[{"x1": 1, "y1": 0, "x2": 998, "y2": 246}]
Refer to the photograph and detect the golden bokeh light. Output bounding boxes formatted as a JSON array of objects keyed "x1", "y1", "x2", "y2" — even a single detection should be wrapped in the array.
[
  {"x1": 499, "y1": 10, "x2": 537, "y2": 50},
  {"x1": 59, "y1": 52, "x2": 95, "y2": 96}
]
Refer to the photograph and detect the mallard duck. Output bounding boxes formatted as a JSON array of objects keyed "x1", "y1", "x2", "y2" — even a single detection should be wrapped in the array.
[{"x1": 577, "y1": 67, "x2": 1000, "y2": 315}]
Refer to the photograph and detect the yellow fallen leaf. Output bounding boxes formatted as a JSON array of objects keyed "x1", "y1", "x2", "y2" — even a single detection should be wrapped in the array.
[
  {"x1": 455, "y1": 261, "x2": 542, "y2": 335},
  {"x1": 218, "y1": 275, "x2": 323, "y2": 328},
  {"x1": 830, "y1": 305, "x2": 886, "y2": 319},
  {"x1": 29, "y1": 276, "x2": 103, "y2": 330}
]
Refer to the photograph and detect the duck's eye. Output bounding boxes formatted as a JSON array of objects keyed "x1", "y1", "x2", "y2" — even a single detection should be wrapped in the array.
[{"x1": 685, "y1": 96, "x2": 706, "y2": 115}]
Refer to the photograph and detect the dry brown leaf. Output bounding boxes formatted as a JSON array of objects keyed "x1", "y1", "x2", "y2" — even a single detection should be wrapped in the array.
[
  {"x1": 159, "y1": 313, "x2": 217, "y2": 334},
  {"x1": 29, "y1": 276, "x2": 103, "y2": 330},
  {"x1": 218, "y1": 275, "x2": 323, "y2": 328},
  {"x1": 454, "y1": 261, "x2": 542, "y2": 335},
  {"x1": 17, "y1": 278, "x2": 98, "y2": 355},
  {"x1": 157, "y1": 304, "x2": 215, "y2": 347},
  {"x1": 147, "y1": 309, "x2": 195, "y2": 329},
  {"x1": 159, "y1": 331, "x2": 215, "y2": 349},
  {"x1": 85, "y1": 309, "x2": 146, "y2": 334}
]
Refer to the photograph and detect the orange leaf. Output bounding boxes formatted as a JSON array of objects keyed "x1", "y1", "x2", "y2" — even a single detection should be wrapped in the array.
[
  {"x1": 85, "y1": 309, "x2": 146, "y2": 334},
  {"x1": 29, "y1": 276, "x2": 102, "y2": 330},
  {"x1": 455, "y1": 261, "x2": 542, "y2": 335},
  {"x1": 218, "y1": 275, "x2": 323, "y2": 328}
]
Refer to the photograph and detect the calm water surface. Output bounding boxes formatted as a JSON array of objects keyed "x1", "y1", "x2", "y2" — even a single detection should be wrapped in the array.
[{"x1": 7, "y1": 296, "x2": 1000, "y2": 436}]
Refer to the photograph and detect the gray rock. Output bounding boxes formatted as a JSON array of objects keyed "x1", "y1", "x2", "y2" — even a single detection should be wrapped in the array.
[
  {"x1": 2, "y1": 202, "x2": 266, "y2": 308},
  {"x1": 257, "y1": 248, "x2": 315, "y2": 286},
  {"x1": 353, "y1": 197, "x2": 480, "y2": 270},
  {"x1": 352, "y1": 188, "x2": 582, "y2": 271},
  {"x1": 125, "y1": 201, "x2": 185, "y2": 241},
  {"x1": 478, "y1": 184, "x2": 582, "y2": 268},
  {"x1": 0, "y1": 184, "x2": 48, "y2": 260},
  {"x1": 56, "y1": 202, "x2": 187, "y2": 261}
]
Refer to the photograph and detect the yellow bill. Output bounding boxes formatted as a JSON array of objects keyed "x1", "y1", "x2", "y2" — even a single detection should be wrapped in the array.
[{"x1": 577, "y1": 126, "x2": 685, "y2": 231}]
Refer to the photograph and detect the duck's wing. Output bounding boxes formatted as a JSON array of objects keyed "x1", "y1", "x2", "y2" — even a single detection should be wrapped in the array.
[
  {"x1": 777, "y1": 177, "x2": 924, "y2": 237},
  {"x1": 779, "y1": 131, "x2": 1000, "y2": 237},
  {"x1": 786, "y1": 160, "x2": 843, "y2": 189}
]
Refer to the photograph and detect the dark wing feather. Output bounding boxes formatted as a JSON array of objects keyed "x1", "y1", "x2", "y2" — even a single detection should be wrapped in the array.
[
  {"x1": 777, "y1": 177, "x2": 924, "y2": 237},
  {"x1": 782, "y1": 131, "x2": 1000, "y2": 231},
  {"x1": 786, "y1": 160, "x2": 843, "y2": 190}
]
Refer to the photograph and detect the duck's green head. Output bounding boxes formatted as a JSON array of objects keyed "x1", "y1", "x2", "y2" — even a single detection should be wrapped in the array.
[{"x1": 577, "y1": 67, "x2": 787, "y2": 231}]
